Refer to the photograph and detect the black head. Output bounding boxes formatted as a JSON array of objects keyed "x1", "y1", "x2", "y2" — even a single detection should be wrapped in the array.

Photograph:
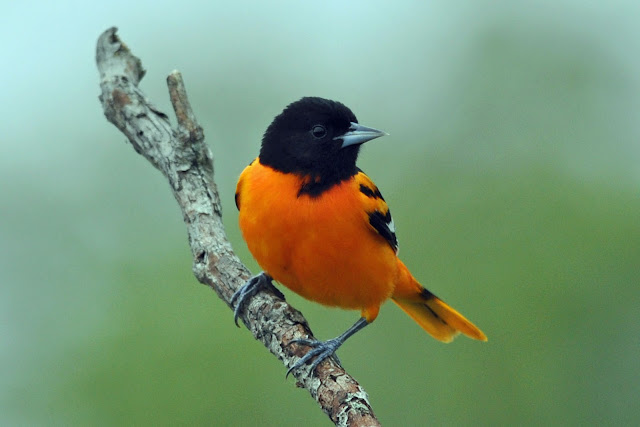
[{"x1": 259, "y1": 97, "x2": 385, "y2": 194}]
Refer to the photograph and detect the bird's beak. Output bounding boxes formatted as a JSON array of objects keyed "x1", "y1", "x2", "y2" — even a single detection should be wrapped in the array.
[{"x1": 335, "y1": 122, "x2": 388, "y2": 148}]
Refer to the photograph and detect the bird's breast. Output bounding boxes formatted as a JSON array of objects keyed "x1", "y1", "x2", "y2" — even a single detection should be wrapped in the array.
[{"x1": 237, "y1": 161, "x2": 397, "y2": 310}]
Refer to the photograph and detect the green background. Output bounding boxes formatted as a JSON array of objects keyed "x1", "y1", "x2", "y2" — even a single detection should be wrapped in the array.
[{"x1": 2, "y1": 1, "x2": 638, "y2": 425}]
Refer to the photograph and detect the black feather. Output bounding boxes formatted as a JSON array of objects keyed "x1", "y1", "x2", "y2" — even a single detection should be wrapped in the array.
[{"x1": 368, "y1": 210, "x2": 398, "y2": 252}]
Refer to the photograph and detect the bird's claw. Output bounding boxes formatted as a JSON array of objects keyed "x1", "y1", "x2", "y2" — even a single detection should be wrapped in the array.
[
  {"x1": 286, "y1": 337, "x2": 342, "y2": 378},
  {"x1": 231, "y1": 272, "x2": 273, "y2": 327}
]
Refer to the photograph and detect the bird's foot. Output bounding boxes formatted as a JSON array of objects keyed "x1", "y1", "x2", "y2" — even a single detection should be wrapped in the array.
[
  {"x1": 286, "y1": 337, "x2": 343, "y2": 378},
  {"x1": 231, "y1": 272, "x2": 276, "y2": 327},
  {"x1": 285, "y1": 317, "x2": 368, "y2": 377}
]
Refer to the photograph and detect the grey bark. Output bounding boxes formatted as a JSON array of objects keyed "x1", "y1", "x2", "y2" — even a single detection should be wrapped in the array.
[{"x1": 95, "y1": 27, "x2": 380, "y2": 427}]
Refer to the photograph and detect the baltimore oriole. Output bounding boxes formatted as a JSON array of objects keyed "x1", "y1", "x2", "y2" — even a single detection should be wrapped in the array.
[{"x1": 232, "y1": 97, "x2": 487, "y2": 376}]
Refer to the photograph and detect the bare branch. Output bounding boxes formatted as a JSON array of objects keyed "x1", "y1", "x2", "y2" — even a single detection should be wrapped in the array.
[{"x1": 96, "y1": 27, "x2": 380, "y2": 427}]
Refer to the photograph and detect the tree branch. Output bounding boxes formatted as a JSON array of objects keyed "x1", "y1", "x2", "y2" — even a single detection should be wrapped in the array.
[{"x1": 96, "y1": 27, "x2": 380, "y2": 427}]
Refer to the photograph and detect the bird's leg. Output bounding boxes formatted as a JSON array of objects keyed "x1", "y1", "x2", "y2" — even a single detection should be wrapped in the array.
[
  {"x1": 286, "y1": 317, "x2": 369, "y2": 377},
  {"x1": 231, "y1": 272, "x2": 282, "y2": 326}
]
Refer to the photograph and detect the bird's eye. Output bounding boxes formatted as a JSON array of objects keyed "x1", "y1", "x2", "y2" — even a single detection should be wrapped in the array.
[{"x1": 311, "y1": 125, "x2": 327, "y2": 139}]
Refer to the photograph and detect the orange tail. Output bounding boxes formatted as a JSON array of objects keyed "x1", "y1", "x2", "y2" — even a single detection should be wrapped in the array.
[{"x1": 392, "y1": 260, "x2": 487, "y2": 343}]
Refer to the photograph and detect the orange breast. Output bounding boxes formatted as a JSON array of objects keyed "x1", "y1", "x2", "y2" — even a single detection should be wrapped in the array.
[{"x1": 237, "y1": 161, "x2": 397, "y2": 311}]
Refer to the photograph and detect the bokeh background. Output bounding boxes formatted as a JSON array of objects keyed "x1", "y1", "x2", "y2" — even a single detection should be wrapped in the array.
[{"x1": 2, "y1": 1, "x2": 639, "y2": 425}]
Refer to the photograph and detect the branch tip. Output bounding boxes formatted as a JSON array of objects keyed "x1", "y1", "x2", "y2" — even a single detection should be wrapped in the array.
[
  {"x1": 96, "y1": 27, "x2": 145, "y2": 85},
  {"x1": 167, "y1": 71, "x2": 201, "y2": 139}
]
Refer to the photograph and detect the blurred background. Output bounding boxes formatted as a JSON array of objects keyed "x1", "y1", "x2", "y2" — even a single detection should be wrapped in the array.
[{"x1": 2, "y1": 1, "x2": 639, "y2": 425}]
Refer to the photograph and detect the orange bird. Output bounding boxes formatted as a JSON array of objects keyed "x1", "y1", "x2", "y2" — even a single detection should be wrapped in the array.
[{"x1": 232, "y1": 97, "x2": 486, "y2": 376}]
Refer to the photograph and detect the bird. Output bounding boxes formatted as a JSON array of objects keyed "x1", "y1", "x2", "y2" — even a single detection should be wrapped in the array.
[{"x1": 232, "y1": 96, "x2": 487, "y2": 376}]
